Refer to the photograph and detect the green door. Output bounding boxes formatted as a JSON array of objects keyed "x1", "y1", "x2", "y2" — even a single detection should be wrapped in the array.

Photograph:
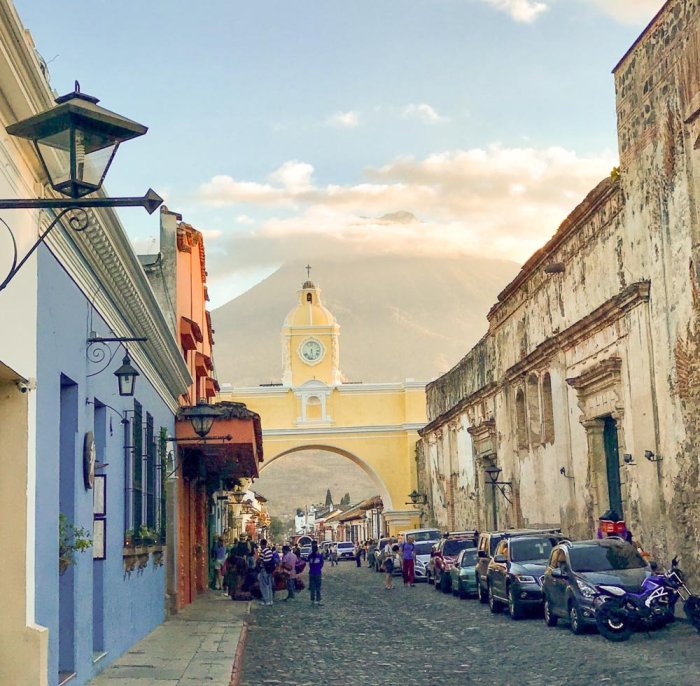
[{"x1": 603, "y1": 417, "x2": 623, "y2": 517}]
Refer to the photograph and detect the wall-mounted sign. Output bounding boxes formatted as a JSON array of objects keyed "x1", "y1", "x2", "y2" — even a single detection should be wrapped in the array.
[{"x1": 83, "y1": 431, "x2": 96, "y2": 489}]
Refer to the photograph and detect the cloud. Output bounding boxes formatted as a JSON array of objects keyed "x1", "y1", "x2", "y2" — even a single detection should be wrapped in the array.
[
  {"x1": 403, "y1": 103, "x2": 449, "y2": 124},
  {"x1": 583, "y1": 0, "x2": 663, "y2": 25},
  {"x1": 197, "y1": 144, "x2": 616, "y2": 274},
  {"x1": 478, "y1": 0, "x2": 663, "y2": 24},
  {"x1": 480, "y1": 0, "x2": 549, "y2": 23},
  {"x1": 326, "y1": 111, "x2": 360, "y2": 128}
]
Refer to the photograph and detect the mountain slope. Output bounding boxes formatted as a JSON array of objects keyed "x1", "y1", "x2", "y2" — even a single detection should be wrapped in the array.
[{"x1": 211, "y1": 255, "x2": 519, "y2": 386}]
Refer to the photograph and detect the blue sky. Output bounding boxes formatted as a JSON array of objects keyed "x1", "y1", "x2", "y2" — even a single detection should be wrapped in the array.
[{"x1": 14, "y1": 0, "x2": 663, "y2": 306}]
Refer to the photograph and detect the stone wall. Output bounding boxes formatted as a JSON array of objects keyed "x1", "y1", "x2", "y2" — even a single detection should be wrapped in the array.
[{"x1": 418, "y1": 0, "x2": 700, "y2": 577}]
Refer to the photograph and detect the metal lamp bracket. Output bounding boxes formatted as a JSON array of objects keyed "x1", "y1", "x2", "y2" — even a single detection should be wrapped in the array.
[{"x1": 86, "y1": 335, "x2": 147, "y2": 377}]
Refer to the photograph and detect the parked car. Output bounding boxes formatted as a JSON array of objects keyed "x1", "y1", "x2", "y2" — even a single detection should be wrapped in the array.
[
  {"x1": 335, "y1": 541, "x2": 356, "y2": 560},
  {"x1": 486, "y1": 534, "x2": 563, "y2": 619},
  {"x1": 542, "y1": 538, "x2": 650, "y2": 634},
  {"x1": 430, "y1": 534, "x2": 477, "y2": 593},
  {"x1": 475, "y1": 528, "x2": 561, "y2": 603},
  {"x1": 449, "y1": 548, "x2": 479, "y2": 598},
  {"x1": 299, "y1": 544, "x2": 312, "y2": 560},
  {"x1": 399, "y1": 527, "x2": 441, "y2": 543},
  {"x1": 414, "y1": 540, "x2": 438, "y2": 581}
]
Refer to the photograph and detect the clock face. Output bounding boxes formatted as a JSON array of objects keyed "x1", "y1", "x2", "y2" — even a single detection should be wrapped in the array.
[{"x1": 300, "y1": 339, "x2": 324, "y2": 364}]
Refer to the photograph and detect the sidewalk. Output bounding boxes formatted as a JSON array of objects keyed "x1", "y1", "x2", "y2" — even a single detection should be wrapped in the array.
[{"x1": 87, "y1": 591, "x2": 250, "y2": 686}]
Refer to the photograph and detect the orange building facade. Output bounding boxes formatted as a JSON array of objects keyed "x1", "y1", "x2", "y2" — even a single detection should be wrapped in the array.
[{"x1": 142, "y1": 207, "x2": 263, "y2": 612}]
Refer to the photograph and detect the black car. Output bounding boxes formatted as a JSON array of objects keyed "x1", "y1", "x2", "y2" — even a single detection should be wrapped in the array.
[
  {"x1": 486, "y1": 534, "x2": 562, "y2": 619},
  {"x1": 475, "y1": 528, "x2": 561, "y2": 604},
  {"x1": 542, "y1": 538, "x2": 650, "y2": 634}
]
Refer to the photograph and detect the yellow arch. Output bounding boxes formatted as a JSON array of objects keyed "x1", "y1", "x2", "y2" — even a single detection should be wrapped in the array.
[{"x1": 262, "y1": 443, "x2": 395, "y2": 510}]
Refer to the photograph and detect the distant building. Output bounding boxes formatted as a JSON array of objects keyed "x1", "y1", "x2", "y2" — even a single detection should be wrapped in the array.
[{"x1": 221, "y1": 277, "x2": 426, "y2": 535}]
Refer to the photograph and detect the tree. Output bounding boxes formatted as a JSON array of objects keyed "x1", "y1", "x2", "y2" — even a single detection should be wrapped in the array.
[
  {"x1": 325, "y1": 488, "x2": 333, "y2": 507},
  {"x1": 269, "y1": 517, "x2": 286, "y2": 540},
  {"x1": 340, "y1": 492, "x2": 351, "y2": 507}
]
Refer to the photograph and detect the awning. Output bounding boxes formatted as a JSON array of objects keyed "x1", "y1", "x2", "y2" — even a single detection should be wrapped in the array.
[
  {"x1": 204, "y1": 377, "x2": 218, "y2": 398},
  {"x1": 194, "y1": 352, "x2": 210, "y2": 375},
  {"x1": 180, "y1": 316, "x2": 203, "y2": 351}
]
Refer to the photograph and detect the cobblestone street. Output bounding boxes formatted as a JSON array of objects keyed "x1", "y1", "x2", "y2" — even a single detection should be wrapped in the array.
[{"x1": 241, "y1": 562, "x2": 700, "y2": 686}]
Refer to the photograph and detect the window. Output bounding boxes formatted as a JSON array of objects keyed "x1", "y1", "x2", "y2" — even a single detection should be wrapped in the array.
[
  {"x1": 443, "y1": 539, "x2": 473, "y2": 556},
  {"x1": 527, "y1": 373, "x2": 540, "y2": 443},
  {"x1": 515, "y1": 388, "x2": 528, "y2": 449},
  {"x1": 306, "y1": 396, "x2": 322, "y2": 420},
  {"x1": 510, "y1": 538, "x2": 555, "y2": 562},
  {"x1": 568, "y1": 544, "x2": 646, "y2": 572},
  {"x1": 306, "y1": 293, "x2": 312, "y2": 303},
  {"x1": 145, "y1": 412, "x2": 155, "y2": 531},
  {"x1": 542, "y1": 373, "x2": 555, "y2": 443},
  {"x1": 132, "y1": 400, "x2": 143, "y2": 534}
]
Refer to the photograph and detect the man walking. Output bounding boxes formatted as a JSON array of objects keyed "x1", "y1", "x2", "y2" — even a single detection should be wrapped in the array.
[
  {"x1": 307, "y1": 541, "x2": 324, "y2": 606},
  {"x1": 401, "y1": 535, "x2": 416, "y2": 587},
  {"x1": 258, "y1": 539, "x2": 276, "y2": 606},
  {"x1": 281, "y1": 544, "x2": 298, "y2": 600}
]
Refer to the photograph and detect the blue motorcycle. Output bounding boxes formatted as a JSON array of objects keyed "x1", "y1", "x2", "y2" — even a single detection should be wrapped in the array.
[{"x1": 595, "y1": 558, "x2": 700, "y2": 641}]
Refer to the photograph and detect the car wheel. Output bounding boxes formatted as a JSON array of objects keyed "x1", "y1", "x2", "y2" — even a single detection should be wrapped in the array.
[
  {"x1": 568, "y1": 600, "x2": 585, "y2": 635},
  {"x1": 477, "y1": 576, "x2": 488, "y2": 604},
  {"x1": 543, "y1": 598, "x2": 558, "y2": 627},
  {"x1": 458, "y1": 585, "x2": 468, "y2": 600},
  {"x1": 488, "y1": 584, "x2": 503, "y2": 613},
  {"x1": 508, "y1": 586, "x2": 524, "y2": 620}
]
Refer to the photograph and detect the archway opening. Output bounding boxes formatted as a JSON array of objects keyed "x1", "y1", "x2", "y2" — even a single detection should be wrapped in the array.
[{"x1": 253, "y1": 446, "x2": 390, "y2": 541}]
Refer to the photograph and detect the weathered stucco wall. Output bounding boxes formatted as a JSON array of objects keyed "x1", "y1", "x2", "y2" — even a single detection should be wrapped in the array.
[{"x1": 418, "y1": 0, "x2": 700, "y2": 578}]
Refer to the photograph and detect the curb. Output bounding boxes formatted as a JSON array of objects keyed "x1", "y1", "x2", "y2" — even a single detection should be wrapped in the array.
[{"x1": 229, "y1": 601, "x2": 252, "y2": 686}]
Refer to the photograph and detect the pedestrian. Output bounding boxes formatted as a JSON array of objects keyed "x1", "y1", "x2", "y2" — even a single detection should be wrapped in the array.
[
  {"x1": 258, "y1": 538, "x2": 276, "y2": 606},
  {"x1": 212, "y1": 537, "x2": 226, "y2": 591},
  {"x1": 384, "y1": 544, "x2": 398, "y2": 589},
  {"x1": 355, "y1": 542, "x2": 362, "y2": 568},
  {"x1": 307, "y1": 541, "x2": 325, "y2": 606},
  {"x1": 281, "y1": 544, "x2": 298, "y2": 600},
  {"x1": 401, "y1": 535, "x2": 416, "y2": 586},
  {"x1": 330, "y1": 544, "x2": 338, "y2": 566},
  {"x1": 368, "y1": 540, "x2": 377, "y2": 570}
]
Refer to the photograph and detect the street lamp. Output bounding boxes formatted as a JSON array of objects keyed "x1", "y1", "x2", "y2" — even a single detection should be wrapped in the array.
[
  {"x1": 407, "y1": 490, "x2": 427, "y2": 506},
  {"x1": 113, "y1": 352, "x2": 140, "y2": 397},
  {"x1": 181, "y1": 399, "x2": 222, "y2": 438},
  {"x1": 0, "y1": 82, "x2": 163, "y2": 292},
  {"x1": 484, "y1": 464, "x2": 512, "y2": 530}
]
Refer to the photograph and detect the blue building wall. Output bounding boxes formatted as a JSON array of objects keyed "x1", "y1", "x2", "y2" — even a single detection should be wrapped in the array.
[{"x1": 36, "y1": 245, "x2": 175, "y2": 686}]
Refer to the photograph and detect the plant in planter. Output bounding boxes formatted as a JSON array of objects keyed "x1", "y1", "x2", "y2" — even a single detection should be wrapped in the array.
[
  {"x1": 59, "y1": 513, "x2": 92, "y2": 575},
  {"x1": 137, "y1": 525, "x2": 159, "y2": 546},
  {"x1": 124, "y1": 529, "x2": 134, "y2": 547}
]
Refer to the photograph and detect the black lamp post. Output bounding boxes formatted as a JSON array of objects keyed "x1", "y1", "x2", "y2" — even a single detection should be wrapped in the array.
[
  {"x1": 113, "y1": 352, "x2": 140, "y2": 397},
  {"x1": 0, "y1": 81, "x2": 163, "y2": 292},
  {"x1": 484, "y1": 465, "x2": 512, "y2": 530},
  {"x1": 181, "y1": 399, "x2": 222, "y2": 439}
]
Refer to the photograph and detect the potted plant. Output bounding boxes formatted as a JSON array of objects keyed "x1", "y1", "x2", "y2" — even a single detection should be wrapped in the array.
[
  {"x1": 59, "y1": 513, "x2": 92, "y2": 575},
  {"x1": 124, "y1": 529, "x2": 134, "y2": 548},
  {"x1": 138, "y1": 525, "x2": 159, "y2": 546}
]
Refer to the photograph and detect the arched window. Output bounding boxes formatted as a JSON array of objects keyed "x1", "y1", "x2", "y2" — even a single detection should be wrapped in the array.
[
  {"x1": 306, "y1": 293, "x2": 313, "y2": 303},
  {"x1": 515, "y1": 388, "x2": 527, "y2": 449},
  {"x1": 542, "y1": 373, "x2": 555, "y2": 443},
  {"x1": 527, "y1": 374, "x2": 540, "y2": 444},
  {"x1": 306, "y1": 395, "x2": 322, "y2": 420}
]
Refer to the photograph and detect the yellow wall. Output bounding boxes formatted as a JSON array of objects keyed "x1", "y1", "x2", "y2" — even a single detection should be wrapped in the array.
[
  {"x1": 0, "y1": 378, "x2": 48, "y2": 686},
  {"x1": 220, "y1": 381, "x2": 426, "y2": 519}
]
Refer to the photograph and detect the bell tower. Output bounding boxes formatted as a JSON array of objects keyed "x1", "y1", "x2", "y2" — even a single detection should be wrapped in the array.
[{"x1": 281, "y1": 268, "x2": 341, "y2": 388}]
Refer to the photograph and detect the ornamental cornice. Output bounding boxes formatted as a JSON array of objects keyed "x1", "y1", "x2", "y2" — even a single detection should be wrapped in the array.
[
  {"x1": 503, "y1": 280, "x2": 650, "y2": 383},
  {"x1": 44, "y1": 207, "x2": 191, "y2": 412}
]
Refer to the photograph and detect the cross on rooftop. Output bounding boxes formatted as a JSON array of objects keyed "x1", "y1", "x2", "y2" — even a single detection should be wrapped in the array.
[{"x1": 306, "y1": 264, "x2": 311, "y2": 279}]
